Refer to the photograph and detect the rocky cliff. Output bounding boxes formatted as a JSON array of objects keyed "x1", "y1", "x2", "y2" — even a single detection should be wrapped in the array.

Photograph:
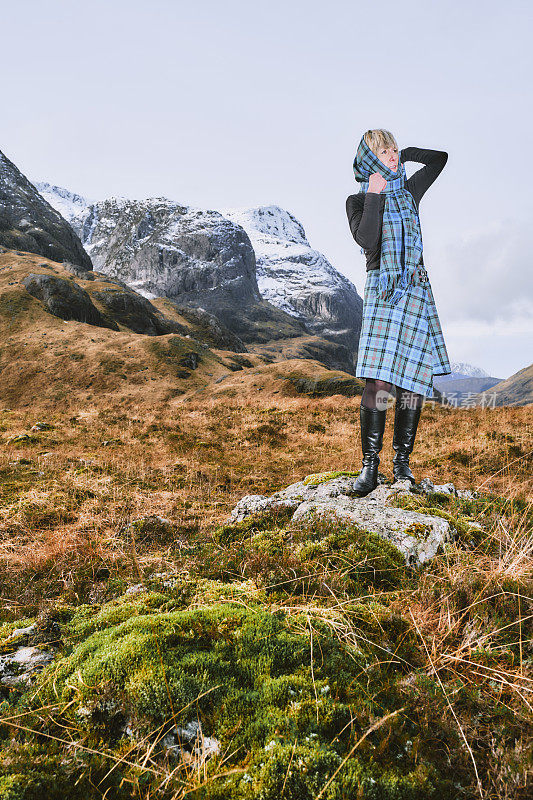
[
  {"x1": 0, "y1": 153, "x2": 91, "y2": 269},
  {"x1": 214, "y1": 205, "x2": 363, "y2": 354}
]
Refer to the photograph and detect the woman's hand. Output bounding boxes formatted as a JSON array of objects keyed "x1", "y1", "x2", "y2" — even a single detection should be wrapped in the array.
[{"x1": 368, "y1": 172, "x2": 387, "y2": 193}]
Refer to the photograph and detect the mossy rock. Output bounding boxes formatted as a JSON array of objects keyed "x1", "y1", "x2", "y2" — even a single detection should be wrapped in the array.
[
  {"x1": 293, "y1": 524, "x2": 408, "y2": 592},
  {"x1": 302, "y1": 470, "x2": 359, "y2": 486},
  {"x1": 203, "y1": 519, "x2": 408, "y2": 599},
  {"x1": 0, "y1": 589, "x2": 473, "y2": 798},
  {"x1": 213, "y1": 505, "x2": 294, "y2": 545},
  {"x1": 391, "y1": 493, "x2": 486, "y2": 546}
]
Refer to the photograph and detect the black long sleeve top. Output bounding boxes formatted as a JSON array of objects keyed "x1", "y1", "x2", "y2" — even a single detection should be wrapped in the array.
[{"x1": 345, "y1": 147, "x2": 448, "y2": 271}]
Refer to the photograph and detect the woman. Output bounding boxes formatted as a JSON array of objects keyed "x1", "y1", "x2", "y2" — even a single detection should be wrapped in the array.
[{"x1": 346, "y1": 129, "x2": 451, "y2": 495}]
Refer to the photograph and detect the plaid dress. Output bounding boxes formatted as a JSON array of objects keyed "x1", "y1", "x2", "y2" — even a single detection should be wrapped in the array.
[{"x1": 355, "y1": 264, "x2": 451, "y2": 396}]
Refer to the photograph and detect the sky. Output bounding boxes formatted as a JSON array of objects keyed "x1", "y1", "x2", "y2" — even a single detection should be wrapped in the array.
[{"x1": 1, "y1": 0, "x2": 531, "y2": 379}]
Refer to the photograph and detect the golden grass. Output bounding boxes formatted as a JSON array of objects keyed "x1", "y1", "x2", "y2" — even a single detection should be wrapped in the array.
[
  {"x1": 0, "y1": 393, "x2": 530, "y2": 610},
  {"x1": 0, "y1": 249, "x2": 531, "y2": 797}
]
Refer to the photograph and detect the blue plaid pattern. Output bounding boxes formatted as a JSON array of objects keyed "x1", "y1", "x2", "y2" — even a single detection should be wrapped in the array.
[
  {"x1": 355, "y1": 265, "x2": 451, "y2": 397},
  {"x1": 353, "y1": 136, "x2": 423, "y2": 305}
]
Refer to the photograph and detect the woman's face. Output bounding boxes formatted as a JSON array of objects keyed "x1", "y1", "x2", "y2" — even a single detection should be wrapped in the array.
[{"x1": 376, "y1": 143, "x2": 399, "y2": 171}]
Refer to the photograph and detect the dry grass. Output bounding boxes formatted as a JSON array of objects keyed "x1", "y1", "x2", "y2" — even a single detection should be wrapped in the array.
[
  {"x1": 0, "y1": 393, "x2": 530, "y2": 614},
  {"x1": 0, "y1": 250, "x2": 531, "y2": 797}
]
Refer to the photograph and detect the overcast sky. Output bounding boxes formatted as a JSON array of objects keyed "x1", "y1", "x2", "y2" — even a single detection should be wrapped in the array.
[{"x1": 1, "y1": 0, "x2": 531, "y2": 379}]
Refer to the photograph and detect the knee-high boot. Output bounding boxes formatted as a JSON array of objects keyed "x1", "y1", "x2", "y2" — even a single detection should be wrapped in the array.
[
  {"x1": 351, "y1": 404, "x2": 387, "y2": 496},
  {"x1": 392, "y1": 401, "x2": 422, "y2": 483}
]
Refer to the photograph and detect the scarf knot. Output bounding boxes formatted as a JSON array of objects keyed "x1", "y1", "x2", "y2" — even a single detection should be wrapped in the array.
[{"x1": 353, "y1": 136, "x2": 423, "y2": 304}]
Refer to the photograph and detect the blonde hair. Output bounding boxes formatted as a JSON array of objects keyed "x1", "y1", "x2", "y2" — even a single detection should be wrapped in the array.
[{"x1": 363, "y1": 129, "x2": 398, "y2": 155}]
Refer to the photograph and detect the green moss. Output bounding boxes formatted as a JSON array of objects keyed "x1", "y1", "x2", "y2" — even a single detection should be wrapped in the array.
[
  {"x1": 203, "y1": 518, "x2": 408, "y2": 601},
  {"x1": 302, "y1": 471, "x2": 359, "y2": 486},
  {"x1": 391, "y1": 493, "x2": 486, "y2": 545},
  {"x1": 213, "y1": 506, "x2": 294, "y2": 545},
  {"x1": 26, "y1": 598, "x2": 378, "y2": 759},
  {"x1": 294, "y1": 524, "x2": 407, "y2": 592},
  {"x1": 0, "y1": 585, "x2": 494, "y2": 798},
  {"x1": 403, "y1": 522, "x2": 433, "y2": 537},
  {"x1": 0, "y1": 743, "x2": 122, "y2": 800},
  {"x1": 230, "y1": 743, "x2": 446, "y2": 800},
  {"x1": 422, "y1": 507, "x2": 484, "y2": 543}
]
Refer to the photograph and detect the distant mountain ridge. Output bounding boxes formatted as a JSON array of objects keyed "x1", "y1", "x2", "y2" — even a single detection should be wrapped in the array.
[{"x1": 437, "y1": 362, "x2": 492, "y2": 380}]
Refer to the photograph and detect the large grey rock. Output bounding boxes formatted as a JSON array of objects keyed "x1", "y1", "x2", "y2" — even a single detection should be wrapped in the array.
[
  {"x1": 227, "y1": 473, "x2": 481, "y2": 566},
  {"x1": 89, "y1": 287, "x2": 183, "y2": 335},
  {"x1": 22, "y1": 273, "x2": 118, "y2": 329},
  {"x1": 0, "y1": 151, "x2": 92, "y2": 268},
  {"x1": 70, "y1": 196, "x2": 262, "y2": 308},
  {"x1": 22, "y1": 270, "x2": 241, "y2": 345}
]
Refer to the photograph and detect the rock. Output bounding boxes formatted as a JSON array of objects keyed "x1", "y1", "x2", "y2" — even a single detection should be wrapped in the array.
[
  {"x1": 124, "y1": 583, "x2": 147, "y2": 596},
  {"x1": 0, "y1": 151, "x2": 92, "y2": 268},
  {"x1": 161, "y1": 719, "x2": 221, "y2": 761},
  {"x1": 30, "y1": 422, "x2": 53, "y2": 431},
  {"x1": 6, "y1": 433, "x2": 34, "y2": 444},
  {"x1": 418, "y1": 478, "x2": 479, "y2": 500},
  {"x1": 0, "y1": 641, "x2": 54, "y2": 687},
  {"x1": 89, "y1": 286, "x2": 188, "y2": 336},
  {"x1": 22, "y1": 273, "x2": 118, "y2": 330},
  {"x1": 2, "y1": 623, "x2": 37, "y2": 645},
  {"x1": 61, "y1": 261, "x2": 95, "y2": 279},
  {"x1": 227, "y1": 472, "x2": 470, "y2": 566}
]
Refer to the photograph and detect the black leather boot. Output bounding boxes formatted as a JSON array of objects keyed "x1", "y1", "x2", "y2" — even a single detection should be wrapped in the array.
[
  {"x1": 351, "y1": 404, "x2": 387, "y2": 496},
  {"x1": 392, "y1": 401, "x2": 422, "y2": 483}
]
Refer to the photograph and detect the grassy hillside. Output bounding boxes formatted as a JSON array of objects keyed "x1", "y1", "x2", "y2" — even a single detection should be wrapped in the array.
[
  {"x1": 0, "y1": 250, "x2": 363, "y2": 410},
  {"x1": 474, "y1": 363, "x2": 533, "y2": 407},
  {"x1": 0, "y1": 250, "x2": 531, "y2": 799}
]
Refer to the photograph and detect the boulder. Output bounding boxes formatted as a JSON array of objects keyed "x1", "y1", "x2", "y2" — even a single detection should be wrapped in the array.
[
  {"x1": 22, "y1": 273, "x2": 118, "y2": 330},
  {"x1": 227, "y1": 472, "x2": 481, "y2": 566}
]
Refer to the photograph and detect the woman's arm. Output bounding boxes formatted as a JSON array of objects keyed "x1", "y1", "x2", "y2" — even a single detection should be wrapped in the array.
[
  {"x1": 346, "y1": 192, "x2": 382, "y2": 250},
  {"x1": 400, "y1": 147, "x2": 448, "y2": 205}
]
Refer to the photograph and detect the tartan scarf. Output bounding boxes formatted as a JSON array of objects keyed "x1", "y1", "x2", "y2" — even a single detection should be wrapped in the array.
[{"x1": 353, "y1": 135, "x2": 423, "y2": 304}]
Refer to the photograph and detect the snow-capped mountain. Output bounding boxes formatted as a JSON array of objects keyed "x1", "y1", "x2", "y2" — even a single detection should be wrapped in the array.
[
  {"x1": 68, "y1": 195, "x2": 262, "y2": 309},
  {"x1": 438, "y1": 362, "x2": 492, "y2": 380},
  {"x1": 433, "y1": 361, "x2": 503, "y2": 398},
  {"x1": 33, "y1": 181, "x2": 94, "y2": 224},
  {"x1": 36, "y1": 183, "x2": 363, "y2": 360},
  {"x1": 214, "y1": 205, "x2": 363, "y2": 342}
]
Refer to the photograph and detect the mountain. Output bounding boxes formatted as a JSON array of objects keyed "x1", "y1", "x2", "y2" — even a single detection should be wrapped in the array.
[
  {"x1": 34, "y1": 181, "x2": 94, "y2": 224},
  {"x1": 35, "y1": 183, "x2": 363, "y2": 372},
  {"x1": 214, "y1": 205, "x2": 363, "y2": 354},
  {"x1": 435, "y1": 361, "x2": 491, "y2": 380},
  {"x1": 433, "y1": 376, "x2": 503, "y2": 396},
  {"x1": 471, "y1": 362, "x2": 533, "y2": 407},
  {"x1": 0, "y1": 152, "x2": 91, "y2": 269},
  {"x1": 433, "y1": 360, "x2": 503, "y2": 398}
]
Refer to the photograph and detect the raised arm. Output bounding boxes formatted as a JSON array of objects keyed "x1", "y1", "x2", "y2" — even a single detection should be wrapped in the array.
[
  {"x1": 400, "y1": 146, "x2": 448, "y2": 205},
  {"x1": 346, "y1": 192, "x2": 382, "y2": 250}
]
